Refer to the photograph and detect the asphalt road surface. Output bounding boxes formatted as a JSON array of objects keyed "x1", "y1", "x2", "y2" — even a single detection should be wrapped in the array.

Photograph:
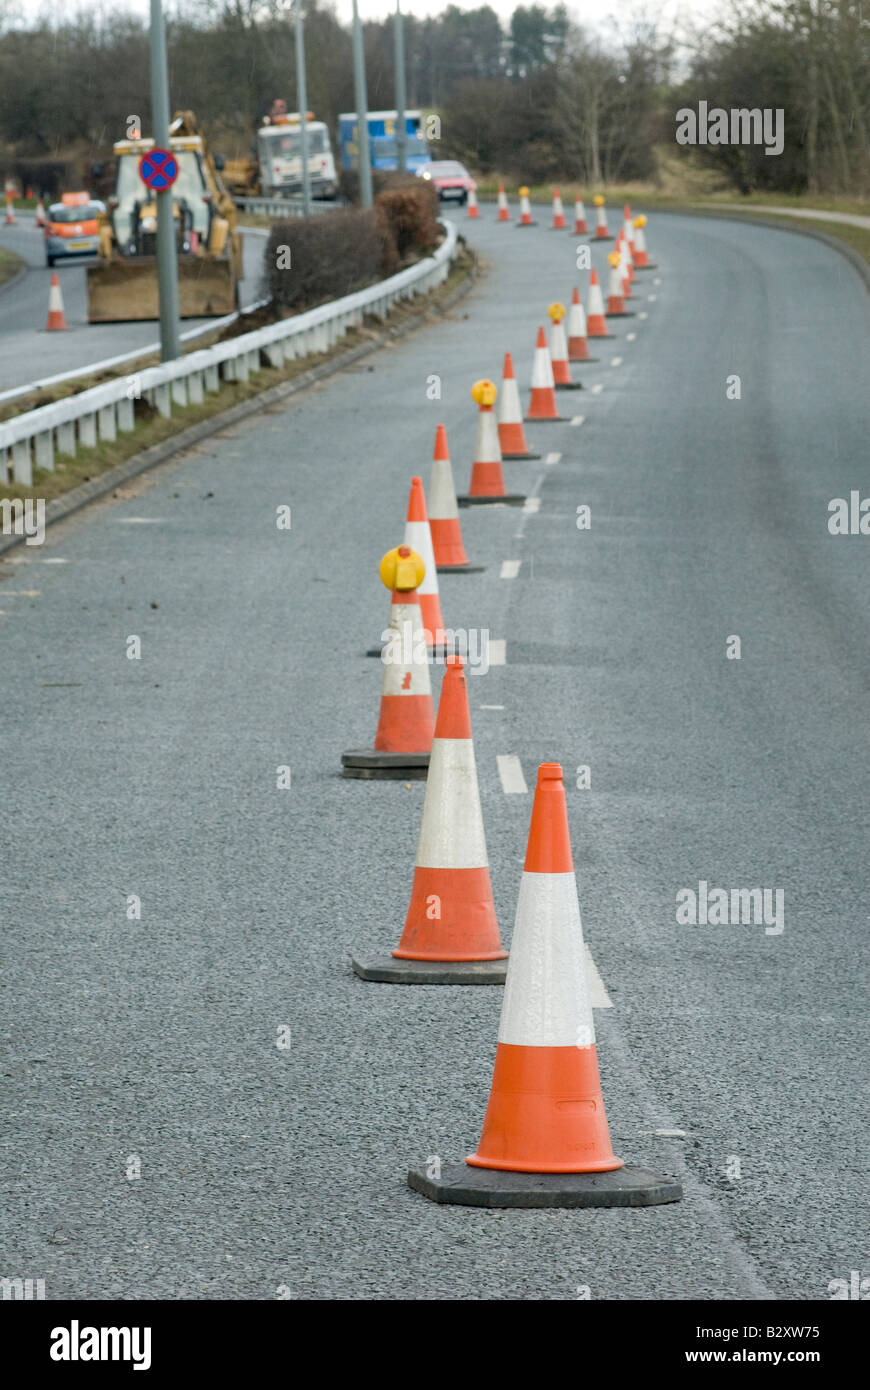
[
  {"x1": 0, "y1": 213, "x2": 266, "y2": 395},
  {"x1": 1, "y1": 209, "x2": 867, "y2": 1301}
]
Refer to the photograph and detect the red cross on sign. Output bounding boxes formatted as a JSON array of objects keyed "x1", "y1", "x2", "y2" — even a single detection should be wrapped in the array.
[{"x1": 139, "y1": 148, "x2": 179, "y2": 192}]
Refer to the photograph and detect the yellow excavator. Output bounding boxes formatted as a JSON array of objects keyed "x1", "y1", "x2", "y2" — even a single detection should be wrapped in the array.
[{"x1": 86, "y1": 111, "x2": 242, "y2": 322}]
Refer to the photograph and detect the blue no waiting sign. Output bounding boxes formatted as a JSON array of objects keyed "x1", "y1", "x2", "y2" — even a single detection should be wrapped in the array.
[{"x1": 139, "y1": 148, "x2": 179, "y2": 191}]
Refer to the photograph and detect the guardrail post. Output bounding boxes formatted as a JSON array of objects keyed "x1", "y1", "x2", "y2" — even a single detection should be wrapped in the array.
[
  {"x1": 35, "y1": 430, "x2": 54, "y2": 472},
  {"x1": 12, "y1": 440, "x2": 32, "y2": 486},
  {"x1": 171, "y1": 378, "x2": 188, "y2": 408},
  {"x1": 205, "y1": 364, "x2": 220, "y2": 392},
  {"x1": 117, "y1": 399, "x2": 135, "y2": 433},
  {"x1": 154, "y1": 384, "x2": 172, "y2": 419},
  {"x1": 98, "y1": 404, "x2": 117, "y2": 442},
  {"x1": 80, "y1": 413, "x2": 97, "y2": 448},
  {"x1": 57, "y1": 421, "x2": 77, "y2": 456},
  {"x1": 264, "y1": 344, "x2": 283, "y2": 368},
  {"x1": 188, "y1": 371, "x2": 204, "y2": 405}
]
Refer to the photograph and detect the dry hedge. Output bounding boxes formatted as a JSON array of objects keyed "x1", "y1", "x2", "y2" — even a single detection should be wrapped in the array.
[{"x1": 264, "y1": 181, "x2": 442, "y2": 316}]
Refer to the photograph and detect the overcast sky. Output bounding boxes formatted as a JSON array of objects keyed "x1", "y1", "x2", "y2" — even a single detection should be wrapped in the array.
[{"x1": 4, "y1": 0, "x2": 718, "y2": 33}]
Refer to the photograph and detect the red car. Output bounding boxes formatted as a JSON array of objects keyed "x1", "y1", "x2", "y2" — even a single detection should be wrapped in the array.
[{"x1": 418, "y1": 160, "x2": 476, "y2": 204}]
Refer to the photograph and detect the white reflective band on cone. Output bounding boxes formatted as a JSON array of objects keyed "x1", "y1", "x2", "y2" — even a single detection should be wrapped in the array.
[
  {"x1": 474, "y1": 410, "x2": 502, "y2": 464},
  {"x1": 550, "y1": 322, "x2": 569, "y2": 362},
  {"x1": 498, "y1": 872, "x2": 596, "y2": 1047},
  {"x1": 568, "y1": 299, "x2": 587, "y2": 335},
  {"x1": 531, "y1": 346, "x2": 555, "y2": 390},
  {"x1": 498, "y1": 375, "x2": 524, "y2": 424},
  {"x1": 429, "y1": 460, "x2": 458, "y2": 520},
  {"x1": 381, "y1": 603, "x2": 432, "y2": 695},
  {"x1": 404, "y1": 518, "x2": 439, "y2": 597},
  {"x1": 415, "y1": 738, "x2": 489, "y2": 869}
]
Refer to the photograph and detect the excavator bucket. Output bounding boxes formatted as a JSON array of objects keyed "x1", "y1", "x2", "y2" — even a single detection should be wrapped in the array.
[{"x1": 86, "y1": 255, "x2": 237, "y2": 323}]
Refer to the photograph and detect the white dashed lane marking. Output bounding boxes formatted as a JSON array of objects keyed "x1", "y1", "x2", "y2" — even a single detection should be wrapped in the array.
[
  {"x1": 497, "y1": 755, "x2": 528, "y2": 794},
  {"x1": 487, "y1": 639, "x2": 507, "y2": 665}
]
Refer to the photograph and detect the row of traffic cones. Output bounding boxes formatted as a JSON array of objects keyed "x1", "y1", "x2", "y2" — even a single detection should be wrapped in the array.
[
  {"x1": 353, "y1": 646, "x2": 679, "y2": 1200},
  {"x1": 339, "y1": 209, "x2": 675, "y2": 1206},
  {"x1": 485, "y1": 186, "x2": 657, "y2": 255},
  {"x1": 344, "y1": 577, "x2": 679, "y2": 1204}
]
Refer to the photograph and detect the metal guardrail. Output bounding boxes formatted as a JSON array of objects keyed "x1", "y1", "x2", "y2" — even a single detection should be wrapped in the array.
[
  {"x1": 0, "y1": 292, "x2": 272, "y2": 409},
  {"x1": 235, "y1": 195, "x2": 342, "y2": 218},
  {"x1": 0, "y1": 220, "x2": 457, "y2": 487}
]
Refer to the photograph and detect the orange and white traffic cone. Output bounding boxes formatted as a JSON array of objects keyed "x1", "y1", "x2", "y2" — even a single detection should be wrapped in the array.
[
  {"x1": 467, "y1": 187, "x2": 479, "y2": 220},
  {"x1": 516, "y1": 185, "x2": 536, "y2": 227},
  {"x1": 404, "y1": 476, "x2": 448, "y2": 654},
  {"x1": 408, "y1": 761, "x2": 684, "y2": 1206},
  {"x1": 585, "y1": 268, "x2": 613, "y2": 338},
  {"x1": 498, "y1": 352, "x2": 540, "y2": 460},
  {"x1": 459, "y1": 379, "x2": 525, "y2": 506},
  {"x1": 429, "y1": 424, "x2": 483, "y2": 573},
  {"x1": 620, "y1": 232, "x2": 636, "y2": 291},
  {"x1": 525, "y1": 327, "x2": 566, "y2": 423},
  {"x1": 342, "y1": 546, "x2": 434, "y2": 779},
  {"x1": 632, "y1": 215, "x2": 655, "y2": 269},
  {"x1": 622, "y1": 202, "x2": 633, "y2": 243},
  {"x1": 551, "y1": 187, "x2": 566, "y2": 229},
  {"x1": 548, "y1": 302, "x2": 582, "y2": 390},
  {"x1": 496, "y1": 183, "x2": 510, "y2": 222},
  {"x1": 605, "y1": 251, "x2": 628, "y2": 316},
  {"x1": 567, "y1": 286, "x2": 598, "y2": 363},
  {"x1": 35, "y1": 197, "x2": 47, "y2": 227},
  {"x1": 616, "y1": 235, "x2": 635, "y2": 301},
  {"x1": 592, "y1": 194, "x2": 612, "y2": 240},
  {"x1": 352, "y1": 655, "x2": 508, "y2": 983},
  {"x1": 45, "y1": 272, "x2": 68, "y2": 331},
  {"x1": 573, "y1": 195, "x2": 588, "y2": 235}
]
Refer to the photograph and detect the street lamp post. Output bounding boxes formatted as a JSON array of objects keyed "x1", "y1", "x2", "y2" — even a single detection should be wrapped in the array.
[
  {"x1": 149, "y1": 0, "x2": 180, "y2": 362},
  {"x1": 395, "y1": 1, "x2": 407, "y2": 174},
  {"x1": 351, "y1": 0, "x2": 373, "y2": 207},
  {"x1": 295, "y1": 0, "x2": 311, "y2": 216}
]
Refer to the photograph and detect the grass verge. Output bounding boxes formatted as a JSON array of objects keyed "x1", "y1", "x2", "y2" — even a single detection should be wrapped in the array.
[{"x1": 0, "y1": 245, "x2": 25, "y2": 289}]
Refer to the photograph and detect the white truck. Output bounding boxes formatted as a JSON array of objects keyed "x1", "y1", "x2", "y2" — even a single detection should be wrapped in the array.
[{"x1": 256, "y1": 102, "x2": 338, "y2": 199}]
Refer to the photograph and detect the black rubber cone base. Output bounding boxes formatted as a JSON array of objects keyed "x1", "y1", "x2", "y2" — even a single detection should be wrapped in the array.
[
  {"x1": 436, "y1": 562, "x2": 486, "y2": 574},
  {"x1": 341, "y1": 749, "x2": 429, "y2": 779},
  {"x1": 555, "y1": 381, "x2": 584, "y2": 391},
  {"x1": 605, "y1": 310, "x2": 637, "y2": 318},
  {"x1": 522, "y1": 416, "x2": 567, "y2": 425},
  {"x1": 569, "y1": 356, "x2": 600, "y2": 365},
  {"x1": 351, "y1": 955, "x2": 508, "y2": 984},
  {"x1": 515, "y1": 221, "x2": 538, "y2": 228},
  {"x1": 501, "y1": 451, "x2": 542, "y2": 461},
  {"x1": 457, "y1": 493, "x2": 526, "y2": 507},
  {"x1": 635, "y1": 262, "x2": 658, "y2": 270},
  {"x1": 365, "y1": 643, "x2": 454, "y2": 659},
  {"x1": 407, "y1": 1162, "x2": 683, "y2": 1208},
  {"x1": 587, "y1": 334, "x2": 616, "y2": 341}
]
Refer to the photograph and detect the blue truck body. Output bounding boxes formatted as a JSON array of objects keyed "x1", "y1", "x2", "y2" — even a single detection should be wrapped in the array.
[{"x1": 337, "y1": 111, "x2": 432, "y2": 174}]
